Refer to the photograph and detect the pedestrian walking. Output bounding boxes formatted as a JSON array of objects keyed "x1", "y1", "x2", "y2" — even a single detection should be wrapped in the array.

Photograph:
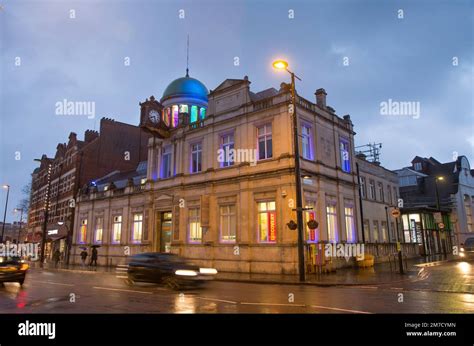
[
  {"x1": 90, "y1": 247, "x2": 98, "y2": 268},
  {"x1": 53, "y1": 249, "x2": 61, "y2": 268},
  {"x1": 80, "y1": 249, "x2": 88, "y2": 268}
]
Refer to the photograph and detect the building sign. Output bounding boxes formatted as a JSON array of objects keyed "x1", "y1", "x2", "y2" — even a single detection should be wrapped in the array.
[
  {"x1": 307, "y1": 211, "x2": 316, "y2": 241},
  {"x1": 433, "y1": 212, "x2": 442, "y2": 223},
  {"x1": 268, "y1": 212, "x2": 276, "y2": 242},
  {"x1": 47, "y1": 229, "x2": 58, "y2": 235}
]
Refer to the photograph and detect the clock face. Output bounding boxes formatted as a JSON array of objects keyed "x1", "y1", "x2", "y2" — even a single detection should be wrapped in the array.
[{"x1": 148, "y1": 110, "x2": 159, "y2": 124}]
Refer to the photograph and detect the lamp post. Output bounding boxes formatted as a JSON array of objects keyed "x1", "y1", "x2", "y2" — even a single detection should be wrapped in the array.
[
  {"x1": 14, "y1": 208, "x2": 24, "y2": 244},
  {"x1": 434, "y1": 176, "x2": 446, "y2": 254},
  {"x1": 272, "y1": 59, "x2": 305, "y2": 282},
  {"x1": 1, "y1": 184, "x2": 10, "y2": 243}
]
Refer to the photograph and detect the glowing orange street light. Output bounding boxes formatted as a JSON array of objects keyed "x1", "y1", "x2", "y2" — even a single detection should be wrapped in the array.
[{"x1": 272, "y1": 60, "x2": 288, "y2": 70}]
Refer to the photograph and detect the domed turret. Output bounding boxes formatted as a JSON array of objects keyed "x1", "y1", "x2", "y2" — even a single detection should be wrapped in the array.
[{"x1": 160, "y1": 73, "x2": 208, "y2": 128}]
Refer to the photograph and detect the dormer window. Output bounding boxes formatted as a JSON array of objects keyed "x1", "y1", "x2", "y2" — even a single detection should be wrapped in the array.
[{"x1": 414, "y1": 162, "x2": 422, "y2": 171}]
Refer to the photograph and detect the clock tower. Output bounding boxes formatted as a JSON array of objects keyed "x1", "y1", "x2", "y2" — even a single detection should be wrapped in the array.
[{"x1": 139, "y1": 95, "x2": 170, "y2": 138}]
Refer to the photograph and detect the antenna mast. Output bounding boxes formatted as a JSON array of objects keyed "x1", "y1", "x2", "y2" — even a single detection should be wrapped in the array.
[{"x1": 186, "y1": 35, "x2": 189, "y2": 77}]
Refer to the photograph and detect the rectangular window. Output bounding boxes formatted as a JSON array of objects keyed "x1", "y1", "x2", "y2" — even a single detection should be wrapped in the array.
[
  {"x1": 257, "y1": 124, "x2": 272, "y2": 160},
  {"x1": 112, "y1": 215, "x2": 122, "y2": 244},
  {"x1": 326, "y1": 201, "x2": 338, "y2": 243},
  {"x1": 305, "y1": 201, "x2": 318, "y2": 242},
  {"x1": 188, "y1": 208, "x2": 202, "y2": 243},
  {"x1": 161, "y1": 145, "x2": 172, "y2": 178},
  {"x1": 378, "y1": 182, "x2": 384, "y2": 201},
  {"x1": 199, "y1": 107, "x2": 206, "y2": 120},
  {"x1": 191, "y1": 143, "x2": 202, "y2": 173},
  {"x1": 132, "y1": 213, "x2": 143, "y2": 243},
  {"x1": 190, "y1": 105, "x2": 198, "y2": 123},
  {"x1": 78, "y1": 219, "x2": 87, "y2": 244},
  {"x1": 179, "y1": 104, "x2": 188, "y2": 114},
  {"x1": 464, "y1": 195, "x2": 473, "y2": 232},
  {"x1": 363, "y1": 219, "x2": 370, "y2": 242},
  {"x1": 344, "y1": 204, "x2": 356, "y2": 243},
  {"x1": 221, "y1": 134, "x2": 234, "y2": 167},
  {"x1": 387, "y1": 185, "x2": 392, "y2": 205},
  {"x1": 172, "y1": 105, "x2": 179, "y2": 127},
  {"x1": 339, "y1": 137, "x2": 351, "y2": 173},
  {"x1": 381, "y1": 221, "x2": 388, "y2": 243},
  {"x1": 393, "y1": 187, "x2": 398, "y2": 205},
  {"x1": 257, "y1": 201, "x2": 277, "y2": 243},
  {"x1": 373, "y1": 220, "x2": 379, "y2": 242},
  {"x1": 220, "y1": 205, "x2": 236, "y2": 243},
  {"x1": 360, "y1": 177, "x2": 366, "y2": 199},
  {"x1": 369, "y1": 180, "x2": 376, "y2": 200},
  {"x1": 414, "y1": 162, "x2": 422, "y2": 171},
  {"x1": 301, "y1": 124, "x2": 313, "y2": 160},
  {"x1": 94, "y1": 217, "x2": 103, "y2": 244}
]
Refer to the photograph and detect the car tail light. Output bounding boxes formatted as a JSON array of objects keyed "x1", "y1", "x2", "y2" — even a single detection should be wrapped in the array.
[{"x1": 19, "y1": 263, "x2": 29, "y2": 271}]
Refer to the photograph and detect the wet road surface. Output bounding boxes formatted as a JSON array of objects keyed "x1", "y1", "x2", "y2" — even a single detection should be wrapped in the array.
[{"x1": 0, "y1": 260, "x2": 473, "y2": 313}]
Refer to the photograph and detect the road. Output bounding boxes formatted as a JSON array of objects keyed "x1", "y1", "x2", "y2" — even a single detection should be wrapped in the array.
[{"x1": 0, "y1": 259, "x2": 473, "y2": 313}]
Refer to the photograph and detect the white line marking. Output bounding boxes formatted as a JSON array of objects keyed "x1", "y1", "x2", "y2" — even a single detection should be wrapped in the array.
[
  {"x1": 115, "y1": 275, "x2": 128, "y2": 279},
  {"x1": 93, "y1": 286, "x2": 152, "y2": 294},
  {"x1": 195, "y1": 296, "x2": 238, "y2": 304},
  {"x1": 29, "y1": 280, "x2": 74, "y2": 287},
  {"x1": 240, "y1": 302, "x2": 306, "y2": 307},
  {"x1": 357, "y1": 286, "x2": 378, "y2": 289},
  {"x1": 310, "y1": 305, "x2": 372, "y2": 314}
]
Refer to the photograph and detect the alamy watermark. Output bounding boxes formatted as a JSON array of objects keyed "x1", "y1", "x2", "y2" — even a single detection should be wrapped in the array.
[
  {"x1": 0, "y1": 242, "x2": 39, "y2": 260},
  {"x1": 380, "y1": 99, "x2": 420, "y2": 119},
  {"x1": 217, "y1": 148, "x2": 257, "y2": 166},
  {"x1": 325, "y1": 243, "x2": 365, "y2": 261},
  {"x1": 55, "y1": 99, "x2": 95, "y2": 119}
]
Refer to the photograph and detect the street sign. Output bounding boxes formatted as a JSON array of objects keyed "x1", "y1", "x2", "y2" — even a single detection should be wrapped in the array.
[
  {"x1": 438, "y1": 222, "x2": 445, "y2": 229},
  {"x1": 391, "y1": 208, "x2": 401, "y2": 218}
]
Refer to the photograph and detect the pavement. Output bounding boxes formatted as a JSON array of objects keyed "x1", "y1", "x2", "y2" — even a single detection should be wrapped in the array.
[
  {"x1": 29, "y1": 254, "x2": 458, "y2": 287},
  {"x1": 1, "y1": 257, "x2": 473, "y2": 313}
]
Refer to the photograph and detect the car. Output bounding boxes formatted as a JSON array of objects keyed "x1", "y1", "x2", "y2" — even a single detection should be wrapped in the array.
[
  {"x1": 0, "y1": 256, "x2": 29, "y2": 286},
  {"x1": 124, "y1": 252, "x2": 217, "y2": 290},
  {"x1": 460, "y1": 237, "x2": 474, "y2": 259}
]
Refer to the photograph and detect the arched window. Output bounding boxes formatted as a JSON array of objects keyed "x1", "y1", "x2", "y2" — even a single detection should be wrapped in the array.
[
  {"x1": 172, "y1": 105, "x2": 179, "y2": 127},
  {"x1": 179, "y1": 104, "x2": 188, "y2": 114},
  {"x1": 190, "y1": 105, "x2": 198, "y2": 123},
  {"x1": 163, "y1": 108, "x2": 171, "y2": 126},
  {"x1": 199, "y1": 107, "x2": 206, "y2": 120}
]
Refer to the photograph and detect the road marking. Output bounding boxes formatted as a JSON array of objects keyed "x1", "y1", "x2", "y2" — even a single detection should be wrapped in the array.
[
  {"x1": 390, "y1": 287, "x2": 403, "y2": 290},
  {"x1": 240, "y1": 302, "x2": 306, "y2": 307},
  {"x1": 195, "y1": 296, "x2": 238, "y2": 304},
  {"x1": 28, "y1": 280, "x2": 74, "y2": 287},
  {"x1": 93, "y1": 286, "x2": 152, "y2": 295},
  {"x1": 357, "y1": 286, "x2": 378, "y2": 289},
  {"x1": 115, "y1": 275, "x2": 128, "y2": 279},
  {"x1": 310, "y1": 304, "x2": 372, "y2": 314}
]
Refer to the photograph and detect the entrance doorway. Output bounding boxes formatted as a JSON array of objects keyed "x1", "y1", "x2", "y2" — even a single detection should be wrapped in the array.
[{"x1": 158, "y1": 211, "x2": 172, "y2": 253}]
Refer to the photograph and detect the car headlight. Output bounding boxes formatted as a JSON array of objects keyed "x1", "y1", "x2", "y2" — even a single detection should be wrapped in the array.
[
  {"x1": 199, "y1": 268, "x2": 218, "y2": 275},
  {"x1": 20, "y1": 263, "x2": 29, "y2": 271},
  {"x1": 175, "y1": 270, "x2": 198, "y2": 276}
]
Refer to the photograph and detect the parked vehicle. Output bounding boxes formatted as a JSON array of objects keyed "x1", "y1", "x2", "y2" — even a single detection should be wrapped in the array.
[
  {"x1": 460, "y1": 237, "x2": 474, "y2": 259},
  {"x1": 0, "y1": 256, "x2": 29, "y2": 286},
  {"x1": 125, "y1": 253, "x2": 217, "y2": 290}
]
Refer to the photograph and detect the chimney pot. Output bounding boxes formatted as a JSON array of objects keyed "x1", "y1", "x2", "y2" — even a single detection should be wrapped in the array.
[{"x1": 315, "y1": 88, "x2": 327, "y2": 109}]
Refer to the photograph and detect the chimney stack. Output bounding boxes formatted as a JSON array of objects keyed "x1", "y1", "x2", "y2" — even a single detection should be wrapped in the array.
[{"x1": 315, "y1": 88, "x2": 327, "y2": 109}]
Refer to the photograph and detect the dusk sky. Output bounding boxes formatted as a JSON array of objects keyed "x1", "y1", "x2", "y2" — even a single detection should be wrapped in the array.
[{"x1": 1, "y1": 0, "x2": 473, "y2": 222}]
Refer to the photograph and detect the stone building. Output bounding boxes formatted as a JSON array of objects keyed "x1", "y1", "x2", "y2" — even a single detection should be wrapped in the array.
[
  {"x1": 27, "y1": 118, "x2": 149, "y2": 260},
  {"x1": 70, "y1": 72, "x2": 418, "y2": 274}
]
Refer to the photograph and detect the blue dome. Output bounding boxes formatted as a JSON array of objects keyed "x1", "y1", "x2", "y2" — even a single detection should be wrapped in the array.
[{"x1": 161, "y1": 76, "x2": 208, "y2": 102}]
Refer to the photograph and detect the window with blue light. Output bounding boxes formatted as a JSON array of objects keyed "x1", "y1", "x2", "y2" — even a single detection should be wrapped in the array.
[
  {"x1": 301, "y1": 124, "x2": 313, "y2": 160},
  {"x1": 161, "y1": 145, "x2": 172, "y2": 178},
  {"x1": 199, "y1": 107, "x2": 206, "y2": 120},
  {"x1": 339, "y1": 137, "x2": 351, "y2": 173},
  {"x1": 190, "y1": 105, "x2": 198, "y2": 123}
]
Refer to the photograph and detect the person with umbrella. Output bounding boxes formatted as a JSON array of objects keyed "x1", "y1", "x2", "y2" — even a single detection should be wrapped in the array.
[
  {"x1": 90, "y1": 245, "x2": 99, "y2": 268},
  {"x1": 80, "y1": 247, "x2": 88, "y2": 268}
]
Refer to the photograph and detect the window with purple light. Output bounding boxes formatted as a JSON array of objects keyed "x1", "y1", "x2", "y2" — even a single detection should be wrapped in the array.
[
  {"x1": 339, "y1": 137, "x2": 351, "y2": 173},
  {"x1": 172, "y1": 105, "x2": 179, "y2": 127}
]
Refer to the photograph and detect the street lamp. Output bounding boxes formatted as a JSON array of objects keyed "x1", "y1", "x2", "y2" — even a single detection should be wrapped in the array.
[
  {"x1": 434, "y1": 176, "x2": 444, "y2": 211},
  {"x1": 1, "y1": 184, "x2": 10, "y2": 243},
  {"x1": 14, "y1": 208, "x2": 24, "y2": 244},
  {"x1": 272, "y1": 59, "x2": 305, "y2": 282}
]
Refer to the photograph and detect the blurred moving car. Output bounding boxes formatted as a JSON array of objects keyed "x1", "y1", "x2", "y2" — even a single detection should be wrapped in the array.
[
  {"x1": 0, "y1": 256, "x2": 29, "y2": 286},
  {"x1": 460, "y1": 237, "x2": 474, "y2": 259},
  {"x1": 125, "y1": 252, "x2": 217, "y2": 290}
]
